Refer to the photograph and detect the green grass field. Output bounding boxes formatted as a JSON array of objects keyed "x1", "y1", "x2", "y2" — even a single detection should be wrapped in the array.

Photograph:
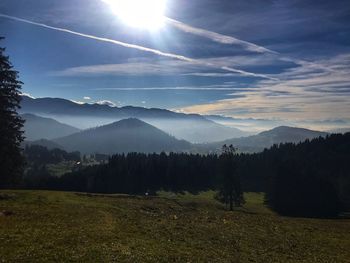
[
  {"x1": 46, "y1": 162, "x2": 75, "y2": 177},
  {"x1": 0, "y1": 190, "x2": 349, "y2": 262}
]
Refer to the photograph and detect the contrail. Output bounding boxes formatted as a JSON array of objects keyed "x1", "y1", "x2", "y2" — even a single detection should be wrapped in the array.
[
  {"x1": 165, "y1": 17, "x2": 334, "y2": 75},
  {"x1": 93, "y1": 85, "x2": 244, "y2": 91},
  {"x1": 0, "y1": 14, "x2": 192, "y2": 62},
  {"x1": 94, "y1": 87, "x2": 240, "y2": 91},
  {"x1": 165, "y1": 17, "x2": 278, "y2": 54},
  {"x1": 0, "y1": 14, "x2": 276, "y2": 80}
]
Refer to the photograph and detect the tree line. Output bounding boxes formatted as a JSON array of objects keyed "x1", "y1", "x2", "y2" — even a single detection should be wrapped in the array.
[
  {"x1": 24, "y1": 145, "x2": 81, "y2": 165},
  {"x1": 21, "y1": 133, "x2": 350, "y2": 217},
  {"x1": 257, "y1": 134, "x2": 350, "y2": 217},
  {"x1": 28, "y1": 133, "x2": 349, "y2": 217}
]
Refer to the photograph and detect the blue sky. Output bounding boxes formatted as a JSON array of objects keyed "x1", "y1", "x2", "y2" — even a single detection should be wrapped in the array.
[{"x1": 1, "y1": 0, "x2": 350, "y2": 130}]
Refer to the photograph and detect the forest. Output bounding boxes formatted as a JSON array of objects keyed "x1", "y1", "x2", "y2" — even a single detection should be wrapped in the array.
[{"x1": 22, "y1": 133, "x2": 350, "y2": 217}]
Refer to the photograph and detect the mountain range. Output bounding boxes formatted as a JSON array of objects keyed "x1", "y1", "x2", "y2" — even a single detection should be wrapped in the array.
[
  {"x1": 19, "y1": 96, "x2": 335, "y2": 155},
  {"x1": 20, "y1": 95, "x2": 245, "y2": 143},
  {"x1": 23, "y1": 115, "x2": 329, "y2": 154}
]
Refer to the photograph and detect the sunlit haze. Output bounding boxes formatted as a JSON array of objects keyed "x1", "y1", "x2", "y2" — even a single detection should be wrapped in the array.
[{"x1": 102, "y1": 0, "x2": 166, "y2": 30}]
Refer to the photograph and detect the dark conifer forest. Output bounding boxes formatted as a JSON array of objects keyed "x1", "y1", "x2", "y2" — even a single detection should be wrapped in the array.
[{"x1": 22, "y1": 133, "x2": 350, "y2": 217}]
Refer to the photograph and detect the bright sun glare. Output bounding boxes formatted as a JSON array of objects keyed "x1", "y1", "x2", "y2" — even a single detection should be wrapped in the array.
[{"x1": 103, "y1": 0, "x2": 166, "y2": 30}]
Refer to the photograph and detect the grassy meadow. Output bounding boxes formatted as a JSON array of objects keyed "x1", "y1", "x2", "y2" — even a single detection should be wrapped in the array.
[{"x1": 0, "y1": 190, "x2": 349, "y2": 262}]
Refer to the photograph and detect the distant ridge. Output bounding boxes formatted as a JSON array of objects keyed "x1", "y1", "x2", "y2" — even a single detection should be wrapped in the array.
[
  {"x1": 53, "y1": 118, "x2": 192, "y2": 154},
  {"x1": 21, "y1": 113, "x2": 80, "y2": 141},
  {"x1": 201, "y1": 126, "x2": 328, "y2": 153},
  {"x1": 258, "y1": 126, "x2": 327, "y2": 142},
  {"x1": 19, "y1": 95, "x2": 246, "y2": 143}
]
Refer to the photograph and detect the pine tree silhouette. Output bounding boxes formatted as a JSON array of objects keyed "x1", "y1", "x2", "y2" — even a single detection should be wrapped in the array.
[{"x1": 0, "y1": 37, "x2": 25, "y2": 187}]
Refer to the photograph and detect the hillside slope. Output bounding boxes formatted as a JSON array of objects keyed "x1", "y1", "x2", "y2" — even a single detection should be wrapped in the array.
[
  {"x1": 23, "y1": 139, "x2": 64, "y2": 150},
  {"x1": 0, "y1": 191, "x2": 349, "y2": 262},
  {"x1": 202, "y1": 126, "x2": 328, "y2": 153},
  {"x1": 54, "y1": 118, "x2": 192, "y2": 154},
  {"x1": 21, "y1": 113, "x2": 80, "y2": 141}
]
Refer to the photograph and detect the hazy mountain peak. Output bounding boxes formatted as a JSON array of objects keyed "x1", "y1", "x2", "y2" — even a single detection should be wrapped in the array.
[
  {"x1": 98, "y1": 118, "x2": 154, "y2": 130},
  {"x1": 259, "y1": 126, "x2": 327, "y2": 137},
  {"x1": 53, "y1": 118, "x2": 192, "y2": 154},
  {"x1": 202, "y1": 126, "x2": 328, "y2": 153},
  {"x1": 21, "y1": 113, "x2": 80, "y2": 141}
]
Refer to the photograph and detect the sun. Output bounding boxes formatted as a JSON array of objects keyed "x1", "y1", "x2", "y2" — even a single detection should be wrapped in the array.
[{"x1": 103, "y1": 0, "x2": 166, "y2": 30}]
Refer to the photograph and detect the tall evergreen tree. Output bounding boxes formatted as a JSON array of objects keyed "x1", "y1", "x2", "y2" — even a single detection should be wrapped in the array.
[
  {"x1": 0, "y1": 38, "x2": 25, "y2": 187},
  {"x1": 216, "y1": 144, "x2": 245, "y2": 210}
]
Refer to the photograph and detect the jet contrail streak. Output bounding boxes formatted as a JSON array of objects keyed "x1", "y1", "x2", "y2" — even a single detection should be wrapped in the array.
[
  {"x1": 0, "y1": 14, "x2": 192, "y2": 62},
  {"x1": 165, "y1": 17, "x2": 334, "y2": 76},
  {"x1": 165, "y1": 17, "x2": 278, "y2": 54},
  {"x1": 0, "y1": 14, "x2": 276, "y2": 80},
  {"x1": 93, "y1": 87, "x2": 242, "y2": 91}
]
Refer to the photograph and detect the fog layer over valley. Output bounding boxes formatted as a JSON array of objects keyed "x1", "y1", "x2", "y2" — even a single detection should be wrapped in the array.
[
  {"x1": 20, "y1": 95, "x2": 246, "y2": 143},
  {"x1": 20, "y1": 96, "x2": 332, "y2": 155}
]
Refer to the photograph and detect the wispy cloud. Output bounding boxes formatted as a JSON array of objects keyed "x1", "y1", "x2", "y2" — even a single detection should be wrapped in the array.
[
  {"x1": 70, "y1": 100, "x2": 85, "y2": 105},
  {"x1": 164, "y1": 17, "x2": 339, "y2": 78},
  {"x1": 53, "y1": 61, "x2": 189, "y2": 77},
  {"x1": 92, "y1": 84, "x2": 246, "y2": 91},
  {"x1": 183, "y1": 73, "x2": 238, "y2": 77},
  {"x1": 165, "y1": 17, "x2": 277, "y2": 54},
  {"x1": 96, "y1": 100, "x2": 117, "y2": 107},
  {"x1": 0, "y1": 14, "x2": 274, "y2": 80},
  {"x1": 20, "y1": 92, "x2": 35, "y2": 99},
  {"x1": 179, "y1": 53, "x2": 350, "y2": 124},
  {"x1": 53, "y1": 55, "x2": 283, "y2": 78}
]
